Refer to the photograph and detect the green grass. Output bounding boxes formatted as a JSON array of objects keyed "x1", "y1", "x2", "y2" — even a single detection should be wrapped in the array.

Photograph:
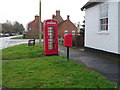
[
  {"x1": 58, "y1": 38, "x2": 64, "y2": 41},
  {"x1": 11, "y1": 35, "x2": 39, "y2": 39},
  {"x1": 2, "y1": 56, "x2": 117, "y2": 88},
  {"x1": 2, "y1": 43, "x2": 118, "y2": 88},
  {"x1": 25, "y1": 35, "x2": 39, "y2": 39},
  {"x1": 11, "y1": 36, "x2": 23, "y2": 39},
  {"x1": 2, "y1": 43, "x2": 43, "y2": 60}
]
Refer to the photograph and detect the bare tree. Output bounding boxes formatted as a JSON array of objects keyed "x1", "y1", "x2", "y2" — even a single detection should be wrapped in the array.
[{"x1": 2, "y1": 20, "x2": 25, "y2": 34}]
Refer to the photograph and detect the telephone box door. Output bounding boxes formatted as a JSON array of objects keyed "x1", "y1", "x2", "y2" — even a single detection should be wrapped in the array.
[{"x1": 43, "y1": 19, "x2": 58, "y2": 55}]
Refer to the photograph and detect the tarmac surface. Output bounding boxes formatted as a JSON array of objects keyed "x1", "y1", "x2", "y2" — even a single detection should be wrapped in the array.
[
  {"x1": 0, "y1": 36, "x2": 39, "y2": 50},
  {"x1": 58, "y1": 45, "x2": 119, "y2": 84}
]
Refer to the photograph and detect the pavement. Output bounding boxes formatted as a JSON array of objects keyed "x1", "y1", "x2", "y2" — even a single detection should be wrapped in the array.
[{"x1": 58, "y1": 45, "x2": 119, "y2": 84}]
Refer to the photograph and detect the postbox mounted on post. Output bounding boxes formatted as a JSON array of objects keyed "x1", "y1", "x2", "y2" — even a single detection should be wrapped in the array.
[
  {"x1": 43, "y1": 19, "x2": 58, "y2": 56},
  {"x1": 64, "y1": 34, "x2": 72, "y2": 60},
  {"x1": 64, "y1": 34, "x2": 72, "y2": 47}
]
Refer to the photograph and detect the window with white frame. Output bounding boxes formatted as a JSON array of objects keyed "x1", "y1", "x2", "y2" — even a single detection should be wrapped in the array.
[
  {"x1": 29, "y1": 28, "x2": 32, "y2": 31},
  {"x1": 64, "y1": 30, "x2": 68, "y2": 35},
  {"x1": 100, "y1": 3, "x2": 108, "y2": 31},
  {"x1": 72, "y1": 30, "x2": 75, "y2": 35}
]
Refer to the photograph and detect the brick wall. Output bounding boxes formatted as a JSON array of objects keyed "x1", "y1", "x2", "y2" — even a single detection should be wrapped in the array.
[
  {"x1": 26, "y1": 11, "x2": 78, "y2": 39},
  {"x1": 26, "y1": 16, "x2": 42, "y2": 37},
  {"x1": 58, "y1": 15, "x2": 78, "y2": 38},
  {"x1": 75, "y1": 35, "x2": 84, "y2": 48},
  {"x1": 52, "y1": 10, "x2": 78, "y2": 38}
]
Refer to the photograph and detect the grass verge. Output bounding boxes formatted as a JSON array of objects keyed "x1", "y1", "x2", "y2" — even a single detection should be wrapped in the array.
[
  {"x1": 11, "y1": 35, "x2": 40, "y2": 39},
  {"x1": 11, "y1": 36, "x2": 23, "y2": 39},
  {"x1": 2, "y1": 56, "x2": 118, "y2": 88},
  {"x1": 2, "y1": 43, "x2": 43, "y2": 60},
  {"x1": 2, "y1": 43, "x2": 118, "y2": 88}
]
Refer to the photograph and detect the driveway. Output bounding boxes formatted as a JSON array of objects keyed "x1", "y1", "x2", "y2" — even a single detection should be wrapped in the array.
[{"x1": 59, "y1": 45, "x2": 119, "y2": 84}]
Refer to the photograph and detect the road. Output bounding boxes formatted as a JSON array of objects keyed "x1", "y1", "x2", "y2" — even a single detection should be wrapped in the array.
[
  {"x1": 0, "y1": 35, "x2": 39, "y2": 50},
  {"x1": 0, "y1": 35, "x2": 22, "y2": 49}
]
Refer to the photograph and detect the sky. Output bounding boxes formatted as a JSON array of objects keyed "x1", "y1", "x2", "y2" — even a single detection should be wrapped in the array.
[{"x1": 0, "y1": 0, "x2": 88, "y2": 30}]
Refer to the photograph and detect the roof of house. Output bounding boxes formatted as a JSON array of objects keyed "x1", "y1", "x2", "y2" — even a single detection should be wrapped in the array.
[
  {"x1": 52, "y1": 10, "x2": 77, "y2": 30},
  {"x1": 58, "y1": 21, "x2": 65, "y2": 27},
  {"x1": 81, "y1": 1, "x2": 102, "y2": 11},
  {"x1": 81, "y1": 0, "x2": 120, "y2": 11}
]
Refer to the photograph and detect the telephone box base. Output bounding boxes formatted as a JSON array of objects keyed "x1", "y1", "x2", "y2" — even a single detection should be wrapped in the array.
[{"x1": 44, "y1": 54, "x2": 59, "y2": 56}]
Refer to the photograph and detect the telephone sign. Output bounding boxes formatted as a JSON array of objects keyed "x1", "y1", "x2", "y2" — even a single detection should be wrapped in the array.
[{"x1": 43, "y1": 19, "x2": 58, "y2": 56}]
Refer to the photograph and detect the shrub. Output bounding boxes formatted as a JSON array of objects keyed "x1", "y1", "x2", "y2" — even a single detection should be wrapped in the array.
[{"x1": 25, "y1": 35, "x2": 39, "y2": 39}]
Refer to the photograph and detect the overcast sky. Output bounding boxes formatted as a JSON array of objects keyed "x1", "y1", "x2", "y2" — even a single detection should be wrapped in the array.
[{"x1": 0, "y1": 0, "x2": 88, "y2": 29}]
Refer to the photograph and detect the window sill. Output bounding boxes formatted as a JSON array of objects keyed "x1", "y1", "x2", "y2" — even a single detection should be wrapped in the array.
[{"x1": 97, "y1": 31, "x2": 109, "y2": 35}]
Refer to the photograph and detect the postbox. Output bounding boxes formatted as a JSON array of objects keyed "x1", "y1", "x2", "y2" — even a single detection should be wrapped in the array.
[
  {"x1": 43, "y1": 19, "x2": 58, "y2": 55},
  {"x1": 64, "y1": 34, "x2": 72, "y2": 47}
]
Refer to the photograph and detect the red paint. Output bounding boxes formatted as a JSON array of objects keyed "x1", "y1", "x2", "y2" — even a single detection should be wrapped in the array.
[
  {"x1": 43, "y1": 19, "x2": 58, "y2": 55},
  {"x1": 64, "y1": 34, "x2": 72, "y2": 47}
]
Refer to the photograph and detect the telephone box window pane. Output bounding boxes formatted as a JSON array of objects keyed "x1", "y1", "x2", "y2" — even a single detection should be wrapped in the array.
[
  {"x1": 48, "y1": 44, "x2": 55, "y2": 50},
  {"x1": 48, "y1": 27, "x2": 55, "y2": 30},
  {"x1": 48, "y1": 27, "x2": 53, "y2": 29},
  {"x1": 49, "y1": 44, "x2": 55, "y2": 48},
  {"x1": 48, "y1": 33, "x2": 55, "y2": 35},
  {"x1": 48, "y1": 39, "x2": 54, "y2": 42},
  {"x1": 48, "y1": 27, "x2": 56, "y2": 36},
  {"x1": 49, "y1": 36, "x2": 55, "y2": 39},
  {"x1": 49, "y1": 42, "x2": 55, "y2": 44},
  {"x1": 47, "y1": 26, "x2": 56, "y2": 50},
  {"x1": 48, "y1": 39, "x2": 56, "y2": 42},
  {"x1": 48, "y1": 30, "x2": 55, "y2": 33}
]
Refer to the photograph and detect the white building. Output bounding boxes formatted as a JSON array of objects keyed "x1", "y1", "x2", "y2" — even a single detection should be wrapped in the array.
[
  {"x1": 0, "y1": 23, "x2": 2, "y2": 33},
  {"x1": 81, "y1": 0, "x2": 120, "y2": 55}
]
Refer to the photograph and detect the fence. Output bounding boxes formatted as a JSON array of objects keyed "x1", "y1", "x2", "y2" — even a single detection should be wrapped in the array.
[{"x1": 59, "y1": 35, "x2": 84, "y2": 48}]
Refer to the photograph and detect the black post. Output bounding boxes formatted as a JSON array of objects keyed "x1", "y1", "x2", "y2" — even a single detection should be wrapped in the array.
[{"x1": 67, "y1": 47, "x2": 69, "y2": 60}]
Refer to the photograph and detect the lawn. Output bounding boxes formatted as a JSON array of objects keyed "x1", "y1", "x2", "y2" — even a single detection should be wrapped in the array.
[
  {"x1": 2, "y1": 43, "x2": 43, "y2": 60},
  {"x1": 11, "y1": 35, "x2": 39, "y2": 39},
  {"x1": 2, "y1": 43, "x2": 118, "y2": 88}
]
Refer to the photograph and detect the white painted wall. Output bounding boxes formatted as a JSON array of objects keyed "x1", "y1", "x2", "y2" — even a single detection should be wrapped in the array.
[
  {"x1": 85, "y1": 2, "x2": 119, "y2": 54},
  {"x1": 118, "y1": 1, "x2": 120, "y2": 54}
]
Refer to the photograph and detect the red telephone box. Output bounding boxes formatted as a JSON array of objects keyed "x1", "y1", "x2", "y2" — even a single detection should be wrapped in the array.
[{"x1": 43, "y1": 19, "x2": 58, "y2": 56}]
